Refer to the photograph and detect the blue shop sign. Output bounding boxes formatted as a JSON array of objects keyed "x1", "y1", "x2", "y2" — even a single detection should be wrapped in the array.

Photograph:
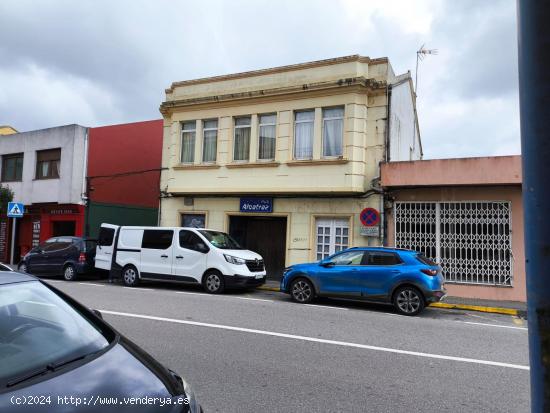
[{"x1": 239, "y1": 197, "x2": 273, "y2": 213}]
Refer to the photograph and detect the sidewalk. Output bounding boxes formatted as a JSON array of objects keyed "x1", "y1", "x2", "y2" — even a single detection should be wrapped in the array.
[{"x1": 258, "y1": 280, "x2": 527, "y2": 317}]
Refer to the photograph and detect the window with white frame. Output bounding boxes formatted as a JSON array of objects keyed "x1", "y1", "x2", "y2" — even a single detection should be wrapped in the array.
[
  {"x1": 258, "y1": 114, "x2": 276, "y2": 160},
  {"x1": 294, "y1": 110, "x2": 314, "y2": 159},
  {"x1": 202, "y1": 119, "x2": 218, "y2": 163},
  {"x1": 181, "y1": 121, "x2": 196, "y2": 163},
  {"x1": 322, "y1": 107, "x2": 344, "y2": 157},
  {"x1": 394, "y1": 201, "x2": 513, "y2": 286},
  {"x1": 234, "y1": 117, "x2": 251, "y2": 161},
  {"x1": 315, "y1": 217, "x2": 350, "y2": 260}
]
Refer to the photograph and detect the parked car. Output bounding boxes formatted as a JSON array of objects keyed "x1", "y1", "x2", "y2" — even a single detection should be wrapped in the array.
[
  {"x1": 280, "y1": 247, "x2": 446, "y2": 316},
  {"x1": 17, "y1": 237, "x2": 96, "y2": 281},
  {"x1": 0, "y1": 270, "x2": 201, "y2": 412},
  {"x1": 95, "y1": 224, "x2": 266, "y2": 293}
]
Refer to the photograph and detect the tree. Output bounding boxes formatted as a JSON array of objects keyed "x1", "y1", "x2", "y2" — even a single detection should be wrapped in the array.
[{"x1": 0, "y1": 184, "x2": 14, "y2": 216}]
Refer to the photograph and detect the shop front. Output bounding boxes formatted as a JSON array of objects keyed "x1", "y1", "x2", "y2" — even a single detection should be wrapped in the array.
[
  {"x1": 162, "y1": 195, "x2": 383, "y2": 281},
  {"x1": 16, "y1": 204, "x2": 84, "y2": 259}
]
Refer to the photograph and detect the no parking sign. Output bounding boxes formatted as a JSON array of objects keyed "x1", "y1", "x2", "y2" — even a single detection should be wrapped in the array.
[
  {"x1": 360, "y1": 208, "x2": 380, "y2": 226},
  {"x1": 360, "y1": 207, "x2": 380, "y2": 237}
]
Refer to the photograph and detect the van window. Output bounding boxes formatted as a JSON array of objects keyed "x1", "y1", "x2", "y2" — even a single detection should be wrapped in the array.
[
  {"x1": 141, "y1": 230, "x2": 174, "y2": 250},
  {"x1": 179, "y1": 230, "x2": 207, "y2": 252},
  {"x1": 98, "y1": 227, "x2": 115, "y2": 246}
]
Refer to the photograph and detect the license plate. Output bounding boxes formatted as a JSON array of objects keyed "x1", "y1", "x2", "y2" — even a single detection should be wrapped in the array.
[{"x1": 255, "y1": 274, "x2": 264, "y2": 279}]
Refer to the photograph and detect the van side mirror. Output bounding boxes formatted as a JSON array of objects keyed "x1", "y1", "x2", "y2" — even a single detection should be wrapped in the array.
[{"x1": 196, "y1": 243, "x2": 209, "y2": 254}]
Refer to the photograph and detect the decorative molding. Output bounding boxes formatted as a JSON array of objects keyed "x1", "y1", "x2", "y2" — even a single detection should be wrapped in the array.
[
  {"x1": 160, "y1": 77, "x2": 387, "y2": 115},
  {"x1": 286, "y1": 158, "x2": 349, "y2": 167},
  {"x1": 225, "y1": 161, "x2": 280, "y2": 169},
  {"x1": 172, "y1": 164, "x2": 221, "y2": 170}
]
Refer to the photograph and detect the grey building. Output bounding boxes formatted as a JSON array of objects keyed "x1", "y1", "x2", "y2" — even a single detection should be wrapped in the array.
[{"x1": 0, "y1": 124, "x2": 88, "y2": 262}]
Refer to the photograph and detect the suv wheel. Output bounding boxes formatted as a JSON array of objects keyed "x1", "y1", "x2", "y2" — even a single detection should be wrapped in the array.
[
  {"x1": 63, "y1": 264, "x2": 77, "y2": 281},
  {"x1": 393, "y1": 286, "x2": 425, "y2": 316},
  {"x1": 203, "y1": 271, "x2": 225, "y2": 294},
  {"x1": 122, "y1": 265, "x2": 139, "y2": 287},
  {"x1": 290, "y1": 278, "x2": 315, "y2": 304},
  {"x1": 18, "y1": 263, "x2": 28, "y2": 273}
]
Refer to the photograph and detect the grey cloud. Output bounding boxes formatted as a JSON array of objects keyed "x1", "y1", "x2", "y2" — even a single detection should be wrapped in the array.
[{"x1": 0, "y1": 0, "x2": 520, "y2": 159}]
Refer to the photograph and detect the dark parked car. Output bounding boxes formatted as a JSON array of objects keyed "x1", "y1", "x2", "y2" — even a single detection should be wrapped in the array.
[
  {"x1": 18, "y1": 236, "x2": 96, "y2": 281},
  {"x1": 280, "y1": 247, "x2": 447, "y2": 316},
  {"x1": 0, "y1": 271, "x2": 202, "y2": 412}
]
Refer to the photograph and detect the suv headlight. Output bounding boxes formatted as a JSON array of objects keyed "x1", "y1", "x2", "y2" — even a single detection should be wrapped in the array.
[{"x1": 224, "y1": 254, "x2": 246, "y2": 265}]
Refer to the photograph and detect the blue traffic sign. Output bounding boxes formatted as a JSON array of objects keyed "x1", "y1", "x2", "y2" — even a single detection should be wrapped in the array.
[{"x1": 7, "y1": 202, "x2": 24, "y2": 218}]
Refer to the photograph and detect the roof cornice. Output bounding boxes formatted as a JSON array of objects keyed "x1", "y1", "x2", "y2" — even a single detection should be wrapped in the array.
[
  {"x1": 165, "y1": 55, "x2": 389, "y2": 94},
  {"x1": 159, "y1": 76, "x2": 387, "y2": 115}
]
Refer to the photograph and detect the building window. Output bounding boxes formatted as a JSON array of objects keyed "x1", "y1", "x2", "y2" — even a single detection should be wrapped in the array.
[
  {"x1": 322, "y1": 107, "x2": 344, "y2": 157},
  {"x1": 258, "y1": 114, "x2": 276, "y2": 160},
  {"x1": 181, "y1": 213, "x2": 206, "y2": 228},
  {"x1": 181, "y1": 121, "x2": 196, "y2": 163},
  {"x1": 234, "y1": 116, "x2": 251, "y2": 161},
  {"x1": 394, "y1": 201, "x2": 513, "y2": 285},
  {"x1": 294, "y1": 110, "x2": 314, "y2": 159},
  {"x1": 315, "y1": 217, "x2": 350, "y2": 260},
  {"x1": 36, "y1": 148, "x2": 61, "y2": 180},
  {"x1": 1, "y1": 153, "x2": 23, "y2": 182},
  {"x1": 202, "y1": 119, "x2": 218, "y2": 163}
]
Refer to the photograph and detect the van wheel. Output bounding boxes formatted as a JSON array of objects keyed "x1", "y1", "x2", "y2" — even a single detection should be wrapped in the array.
[
  {"x1": 63, "y1": 264, "x2": 77, "y2": 281},
  {"x1": 122, "y1": 265, "x2": 139, "y2": 287},
  {"x1": 203, "y1": 270, "x2": 225, "y2": 294}
]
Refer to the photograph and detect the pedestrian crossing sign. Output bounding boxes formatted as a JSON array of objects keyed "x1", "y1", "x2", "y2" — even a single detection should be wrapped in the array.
[{"x1": 7, "y1": 202, "x2": 24, "y2": 218}]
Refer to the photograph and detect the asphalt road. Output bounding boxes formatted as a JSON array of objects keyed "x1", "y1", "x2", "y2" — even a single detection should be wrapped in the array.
[{"x1": 44, "y1": 276, "x2": 530, "y2": 413}]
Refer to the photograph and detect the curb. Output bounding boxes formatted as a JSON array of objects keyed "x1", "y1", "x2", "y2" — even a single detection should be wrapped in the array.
[
  {"x1": 429, "y1": 302, "x2": 521, "y2": 316},
  {"x1": 257, "y1": 286, "x2": 524, "y2": 317},
  {"x1": 257, "y1": 286, "x2": 281, "y2": 292}
]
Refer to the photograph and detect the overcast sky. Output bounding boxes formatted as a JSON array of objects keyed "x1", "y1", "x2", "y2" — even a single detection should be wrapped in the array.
[{"x1": 0, "y1": 0, "x2": 519, "y2": 159}]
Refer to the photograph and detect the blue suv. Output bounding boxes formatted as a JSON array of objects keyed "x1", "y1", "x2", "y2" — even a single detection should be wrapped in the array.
[{"x1": 281, "y1": 247, "x2": 446, "y2": 316}]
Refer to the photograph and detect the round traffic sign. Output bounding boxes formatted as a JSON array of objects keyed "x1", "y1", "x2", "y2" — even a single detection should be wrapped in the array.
[{"x1": 360, "y1": 207, "x2": 380, "y2": 226}]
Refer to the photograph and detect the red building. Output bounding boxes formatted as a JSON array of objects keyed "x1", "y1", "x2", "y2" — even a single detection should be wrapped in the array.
[{"x1": 86, "y1": 119, "x2": 163, "y2": 237}]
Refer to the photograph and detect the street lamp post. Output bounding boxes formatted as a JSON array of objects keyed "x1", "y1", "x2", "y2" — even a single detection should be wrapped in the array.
[{"x1": 517, "y1": 1, "x2": 550, "y2": 411}]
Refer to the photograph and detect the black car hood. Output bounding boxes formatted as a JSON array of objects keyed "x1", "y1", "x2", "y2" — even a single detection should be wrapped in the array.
[{"x1": 0, "y1": 343, "x2": 186, "y2": 412}]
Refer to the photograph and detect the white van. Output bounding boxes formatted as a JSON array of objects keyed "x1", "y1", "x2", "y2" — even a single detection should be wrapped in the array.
[{"x1": 95, "y1": 224, "x2": 267, "y2": 293}]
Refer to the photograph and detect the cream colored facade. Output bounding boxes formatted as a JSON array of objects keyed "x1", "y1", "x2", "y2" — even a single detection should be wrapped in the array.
[{"x1": 159, "y1": 55, "x2": 421, "y2": 276}]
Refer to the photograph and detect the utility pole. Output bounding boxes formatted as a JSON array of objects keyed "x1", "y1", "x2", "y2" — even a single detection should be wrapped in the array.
[{"x1": 517, "y1": 1, "x2": 550, "y2": 411}]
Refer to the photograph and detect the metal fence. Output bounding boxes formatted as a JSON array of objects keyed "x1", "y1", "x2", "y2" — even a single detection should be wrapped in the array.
[{"x1": 394, "y1": 201, "x2": 512, "y2": 286}]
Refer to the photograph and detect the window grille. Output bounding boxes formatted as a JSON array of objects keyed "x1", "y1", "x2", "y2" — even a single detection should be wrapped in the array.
[{"x1": 395, "y1": 201, "x2": 512, "y2": 286}]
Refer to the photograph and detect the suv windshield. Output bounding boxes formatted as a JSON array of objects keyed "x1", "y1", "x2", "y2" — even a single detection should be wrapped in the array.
[
  {"x1": 0, "y1": 281, "x2": 110, "y2": 387},
  {"x1": 198, "y1": 230, "x2": 243, "y2": 250}
]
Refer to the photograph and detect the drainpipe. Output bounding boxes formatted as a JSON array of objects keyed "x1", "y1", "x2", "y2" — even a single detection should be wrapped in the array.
[
  {"x1": 517, "y1": 1, "x2": 550, "y2": 411},
  {"x1": 385, "y1": 84, "x2": 392, "y2": 163},
  {"x1": 82, "y1": 128, "x2": 89, "y2": 236}
]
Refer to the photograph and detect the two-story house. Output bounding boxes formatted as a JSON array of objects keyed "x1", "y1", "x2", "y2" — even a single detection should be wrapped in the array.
[
  {"x1": 0, "y1": 125, "x2": 88, "y2": 262},
  {"x1": 159, "y1": 55, "x2": 421, "y2": 279}
]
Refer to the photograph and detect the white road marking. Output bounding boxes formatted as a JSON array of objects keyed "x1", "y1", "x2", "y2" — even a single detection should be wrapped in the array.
[
  {"x1": 122, "y1": 287, "x2": 153, "y2": 291},
  {"x1": 100, "y1": 309, "x2": 530, "y2": 371},
  {"x1": 78, "y1": 282, "x2": 104, "y2": 287},
  {"x1": 461, "y1": 321, "x2": 527, "y2": 331},
  {"x1": 174, "y1": 291, "x2": 273, "y2": 302},
  {"x1": 304, "y1": 304, "x2": 349, "y2": 311}
]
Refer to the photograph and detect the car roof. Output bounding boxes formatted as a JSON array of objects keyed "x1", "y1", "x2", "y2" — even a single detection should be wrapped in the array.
[
  {"x1": 348, "y1": 246, "x2": 418, "y2": 254},
  {"x1": 0, "y1": 271, "x2": 37, "y2": 285}
]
